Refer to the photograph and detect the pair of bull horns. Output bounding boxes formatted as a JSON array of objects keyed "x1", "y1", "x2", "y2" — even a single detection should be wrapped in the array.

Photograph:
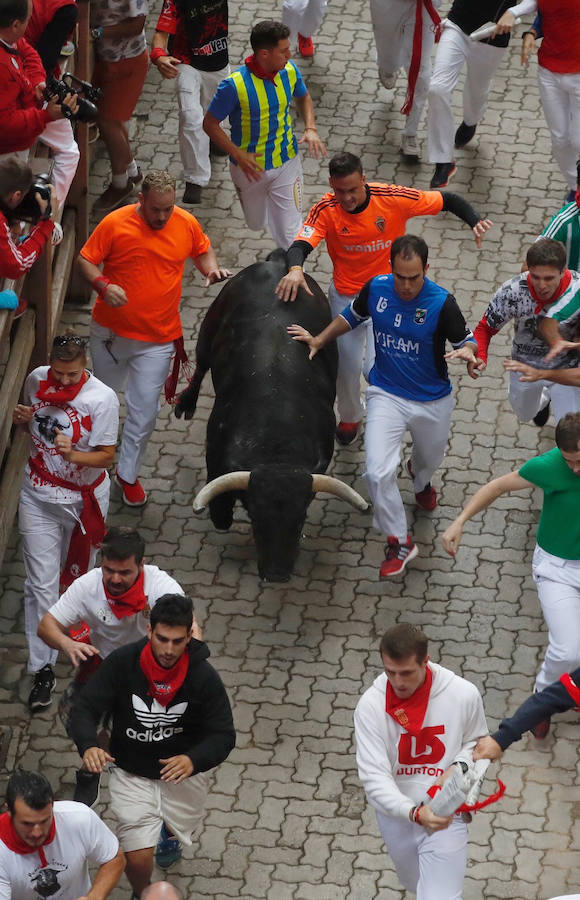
[{"x1": 193, "y1": 472, "x2": 368, "y2": 511}]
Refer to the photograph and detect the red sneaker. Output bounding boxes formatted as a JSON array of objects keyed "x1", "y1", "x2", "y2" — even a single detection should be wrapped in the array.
[
  {"x1": 531, "y1": 718, "x2": 550, "y2": 739},
  {"x1": 406, "y1": 460, "x2": 437, "y2": 510},
  {"x1": 380, "y1": 536, "x2": 418, "y2": 578},
  {"x1": 298, "y1": 33, "x2": 315, "y2": 57},
  {"x1": 336, "y1": 421, "x2": 360, "y2": 445},
  {"x1": 114, "y1": 472, "x2": 147, "y2": 507}
]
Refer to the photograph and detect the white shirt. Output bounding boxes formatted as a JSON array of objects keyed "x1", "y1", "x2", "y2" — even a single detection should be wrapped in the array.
[
  {"x1": 0, "y1": 801, "x2": 118, "y2": 900},
  {"x1": 354, "y1": 662, "x2": 488, "y2": 821},
  {"x1": 49, "y1": 565, "x2": 184, "y2": 658},
  {"x1": 22, "y1": 367, "x2": 119, "y2": 506}
]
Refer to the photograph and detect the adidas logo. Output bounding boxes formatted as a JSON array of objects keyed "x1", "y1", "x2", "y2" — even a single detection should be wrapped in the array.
[
  {"x1": 340, "y1": 226, "x2": 349, "y2": 234},
  {"x1": 126, "y1": 694, "x2": 188, "y2": 742}
]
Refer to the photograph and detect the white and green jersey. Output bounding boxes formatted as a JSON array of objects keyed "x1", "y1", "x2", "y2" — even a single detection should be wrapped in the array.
[{"x1": 541, "y1": 201, "x2": 580, "y2": 271}]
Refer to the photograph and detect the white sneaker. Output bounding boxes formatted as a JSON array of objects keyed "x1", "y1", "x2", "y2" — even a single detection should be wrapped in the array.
[
  {"x1": 400, "y1": 135, "x2": 421, "y2": 161},
  {"x1": 379, "y1": 68, "x2": 398, "y2": 90}
]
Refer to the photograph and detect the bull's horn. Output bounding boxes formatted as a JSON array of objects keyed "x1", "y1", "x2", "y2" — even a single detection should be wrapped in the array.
[
  {"x1": 193, "y1": 471, "x2": 251, "y2": 511},
  {"x1": 311, "y1": 474, "x2": 369, "y2": 510}
]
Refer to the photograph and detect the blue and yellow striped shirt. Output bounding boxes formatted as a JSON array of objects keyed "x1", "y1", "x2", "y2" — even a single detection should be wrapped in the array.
[{"x1": 208, "y1": 60, "x2": 307, "y2": 171}]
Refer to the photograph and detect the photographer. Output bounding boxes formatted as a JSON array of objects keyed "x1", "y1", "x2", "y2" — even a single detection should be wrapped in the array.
[
  {"x1": 0, "y1": 0, "x2": 79, "y2": 206},
  {"x1": 0, "y1": 156, "x2": 56, "y2": 279}
]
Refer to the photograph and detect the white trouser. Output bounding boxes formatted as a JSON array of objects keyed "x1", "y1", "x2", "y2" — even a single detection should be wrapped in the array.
[
  {"x1": 370, "y1": 0, "x2": 440, "y2": 136},
  {"x1": 282, "y1": 0, "x2": 327, "y2": 39},
  {"x1": 427, "y1": 20, "x2": 505, "y2": 163},
  {"x1": 90, "y1": 321, "x2": 175, "y2": 483},
  {"x1": 0, "y1": 119, "x2": 79, "y2": 208},
  {"x1": 365, "y1": 386, "x2": 454, "y2": 540},
  {"x1": 19, "y1": 485, "x2": 109, "y2": 673},
  {"x1": 329, "y1": 282, "x2": 375, "y2": 423},
  {"x1": 176, "y1": 63, "x2": 229, "y2": 186},
  {"x1": 508, "y1": 372, "x2": 580, "y2": 423},
  {"x1": 230, "y1": 153, "x2": 303, "y2": 250},
  {"x1": 377, "y1": 812, "x2": 467, "y2": 899},
  {"x1": 532, "y1": 545, "x2": 580, "y2": 692},
  {"x1": 537, "y1": 66, "x2": 580, "y2": 192}
]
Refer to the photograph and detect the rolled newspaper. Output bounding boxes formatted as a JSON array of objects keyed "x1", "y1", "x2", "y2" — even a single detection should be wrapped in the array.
[{"x1": 470, "y1": 19, "x2": 521, "y2": 41}]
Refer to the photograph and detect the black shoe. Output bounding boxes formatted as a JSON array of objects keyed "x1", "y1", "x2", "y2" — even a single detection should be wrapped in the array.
[
  {"x1": 210, "y1": 140, "x2": 228, "y2": 157},
  {"x1": 533, "y1": 403, "x2": 550, "y2": 427},
  {"x1": 182, "y1": 182, "x2": 202, "y2": 204},
  {"x1": 28, "y1": 665, "x2": 56, "y2": 711},
  {"x1": 74, "y1": 770, "x2": 101, "y2": 807},
  {"x1": 430, "y1": 163, "x2": 456, "y2": 189},
  {"x1": 454, "y1": 121, "x2": 477, "y2": 148}
]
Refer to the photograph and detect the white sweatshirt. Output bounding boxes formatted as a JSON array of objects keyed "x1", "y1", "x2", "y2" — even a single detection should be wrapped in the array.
[{"x1": 354, "y1": 662, "x2": 488, "y2": 821}]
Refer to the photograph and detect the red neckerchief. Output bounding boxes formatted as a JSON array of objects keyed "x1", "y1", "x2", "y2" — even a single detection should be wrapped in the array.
[
  {"x1": 401, "y1": 0, "x2": 442, "y2": 116},
  {"x1": 527, "y1": 268, "x2": 572, "y2": 314},
  {"x1": 140, "y1": 641, "x2": 189, "y2": 707},
  {"x1": 36, "y1": 369, "x2": 88, "y2": 403},
  {"x1": 385, "y1": 664, "x2": 432, "y2": 736},
  {"x1": 560, "y1": 672, "x2": 580, "y2": 706},
  {"x1": 164, "y1": 337, "x2": 193, "y2": 405},
  {"x1": 245, "y1": 54, "x2": 278, "y2": 84},
  {"x1": 103, "y1": 569, "x2": 147, "y2": 620},
  {"x1": 575, "y1": 190, "x2": 580, "y2": 209},
  {"x1": 0, "y1": 812, "x2": 56, "y2": 867},
  {"x1": 27, "y1": 456, "x2": 106, "y2": 591}
]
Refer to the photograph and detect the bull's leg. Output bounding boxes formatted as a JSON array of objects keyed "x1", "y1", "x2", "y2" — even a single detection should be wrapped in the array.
[
  {"x1": 209, "y1": 495, "x2": 235, "y2": 531},
  {"x1": 175, "y1": 365, "x2": 205, "y2": 420}
]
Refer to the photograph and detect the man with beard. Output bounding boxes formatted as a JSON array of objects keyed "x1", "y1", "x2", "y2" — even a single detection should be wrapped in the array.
[
  {"x1": 0, "y1": 770, "x2": 123, "y2": 899},
  {"x1": 77, "y1": 169, "x2": 230, "y2": 507},
  {"x1": 69, "y1": 594, "x2": 235, "y2": 898},
  {"x1": 37, "y1": 526, "x2": 190, "y2": 808}
]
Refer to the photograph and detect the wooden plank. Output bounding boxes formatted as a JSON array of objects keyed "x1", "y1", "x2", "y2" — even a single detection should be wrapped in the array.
[
  {"x1": 66, "y1": 0, "x2": 90, "y2": 304},
  {"x1": 28, "y1": 243, "x2": 53, "y2": 368},
  {"x1": 0, "y1": 310, "x2": 35, "y2": 466},
  {"x1": 51, "y1": 208, "x2": 77, "y2": 333},
  {"x1": 0, "y1": 428, "x2": 30, "y2": 575}
]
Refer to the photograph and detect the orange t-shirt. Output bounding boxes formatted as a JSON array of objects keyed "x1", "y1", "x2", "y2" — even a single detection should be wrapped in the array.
[
  {"x1": 82, "y1": 204, "x2": 211, "y2": 343},
  {"x1": 295, "y1": 183, "x2": 444, "y2": 295}
]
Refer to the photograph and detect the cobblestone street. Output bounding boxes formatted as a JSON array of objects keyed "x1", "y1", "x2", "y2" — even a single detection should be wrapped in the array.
[{"x1": 1, "y1": 0, "x2": 579, "y2": 896}]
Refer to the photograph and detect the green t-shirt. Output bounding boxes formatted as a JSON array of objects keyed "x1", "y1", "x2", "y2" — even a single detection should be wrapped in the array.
[{"x1": 519, "y1": 447, "x2": 580, "y2": 559}]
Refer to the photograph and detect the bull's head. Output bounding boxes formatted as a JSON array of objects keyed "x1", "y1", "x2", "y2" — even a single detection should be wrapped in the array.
[{"x1": 193, "y1": 465, "x2": 368, "y2": 582}]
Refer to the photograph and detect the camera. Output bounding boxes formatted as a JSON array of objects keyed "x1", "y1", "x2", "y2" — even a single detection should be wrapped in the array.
[
  {"x1": 44, "y1": 73, "x2": 102, "y2": 123},
  {"x1": 15, "y1": 173, "x2": 52, "y2": 223}
]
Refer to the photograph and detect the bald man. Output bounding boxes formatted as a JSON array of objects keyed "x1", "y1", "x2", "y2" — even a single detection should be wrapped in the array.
[{"x1": 141, "y1": 882, "x2": 184, "y2": 899}]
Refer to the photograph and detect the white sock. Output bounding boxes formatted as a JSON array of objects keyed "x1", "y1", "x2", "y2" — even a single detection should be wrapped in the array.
[
  {"x1": 126, "y1": 159, "x2": 139, "y2": 178},
  {"x1": 112, "y1": 173, "x2": 129, "y2": 189}
]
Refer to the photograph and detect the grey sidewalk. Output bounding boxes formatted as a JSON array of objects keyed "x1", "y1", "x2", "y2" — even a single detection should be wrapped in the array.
[{"x1": 1, "y1": 0, "x2": 579, "y2": 897}]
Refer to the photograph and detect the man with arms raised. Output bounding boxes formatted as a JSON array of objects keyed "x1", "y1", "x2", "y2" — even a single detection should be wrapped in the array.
[
  {"x1": 0, "y1": 770, "x2": 123, "y2": 898},
  {"x1": 277, "y1": 152, "x2": 491, "y2": 444},
  {"x1": 354, "y1": 624, "x2": 488, "y2": 899},
  {"x1": 69, "y1": 594, "x2": 235, "y2": 898}
]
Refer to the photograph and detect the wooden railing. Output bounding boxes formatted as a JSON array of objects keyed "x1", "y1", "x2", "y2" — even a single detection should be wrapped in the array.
[{"x1": 0, "y1": 0, "x2": 91, "y2": 571}]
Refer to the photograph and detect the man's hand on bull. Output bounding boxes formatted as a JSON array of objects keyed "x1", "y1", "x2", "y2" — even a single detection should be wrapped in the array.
[
  {"x1": 298, "y1": 127, "x2": 326, "y2": 159},
  {"x1": 174, "y1": 383, "x2": 197, "y2": 420},
  {"x1": 287, "y1": 324, "x2": 320, "y2": 359},
  {"x1": 276, "y1": 267, "x2": 314, "y2": 303},
  {"x1": 472, "y1": 219, "x2": 493, "y2": 248},
  {"x1": 204, "y1": 268, "x2": 232, "y2": 287},
  {"x1": 103, "y1": 284, "x2": 129, "y2": 307},
  {"x1": 234, "y1": 149, "x2": 263, "y2": 182}
]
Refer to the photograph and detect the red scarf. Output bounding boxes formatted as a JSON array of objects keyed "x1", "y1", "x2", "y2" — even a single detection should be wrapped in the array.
[
  {"x1": 401, "y1": 0, "x2": 442, "y2": 116},
  {"x1": 140, "y1": 641, "x2": 189, "y2": 707},
  {"x1": 36, "y1": 369, "x2": 88, "y2": 403},
  {"x1": 104, "y1": 569, "x2": 147, "y2": 620},
  {"x1": 27, "y1": 456, "x2": 106, "y2": 591},
  {"x1": 560, "y1": 671, "x2": 580, "y2": 707},
  {"x1": 527, "y1": 268, "x2": 572, "y2": 314},
  {"x1": 245, "y1": 54, "x2": 278, "y2": 83},
  {"x1": 164, "y1": 337, "x2": 193, "y2": 405},
  {"x1": 0, "y1": 812, "x2": 56, "y2": 867},
  {"x1": 385, "y1": 664, "x2": 432, "y2": 735}
]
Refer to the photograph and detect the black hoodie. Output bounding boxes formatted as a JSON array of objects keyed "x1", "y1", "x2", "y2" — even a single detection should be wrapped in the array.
[{"x1": 70, "y1": 637, "x2": 236, "y2": 780}]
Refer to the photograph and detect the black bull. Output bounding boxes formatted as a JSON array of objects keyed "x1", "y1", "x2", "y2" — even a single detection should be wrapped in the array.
[{"x1": 176, "y1": 251, "x2": 367, "y2": 581}]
